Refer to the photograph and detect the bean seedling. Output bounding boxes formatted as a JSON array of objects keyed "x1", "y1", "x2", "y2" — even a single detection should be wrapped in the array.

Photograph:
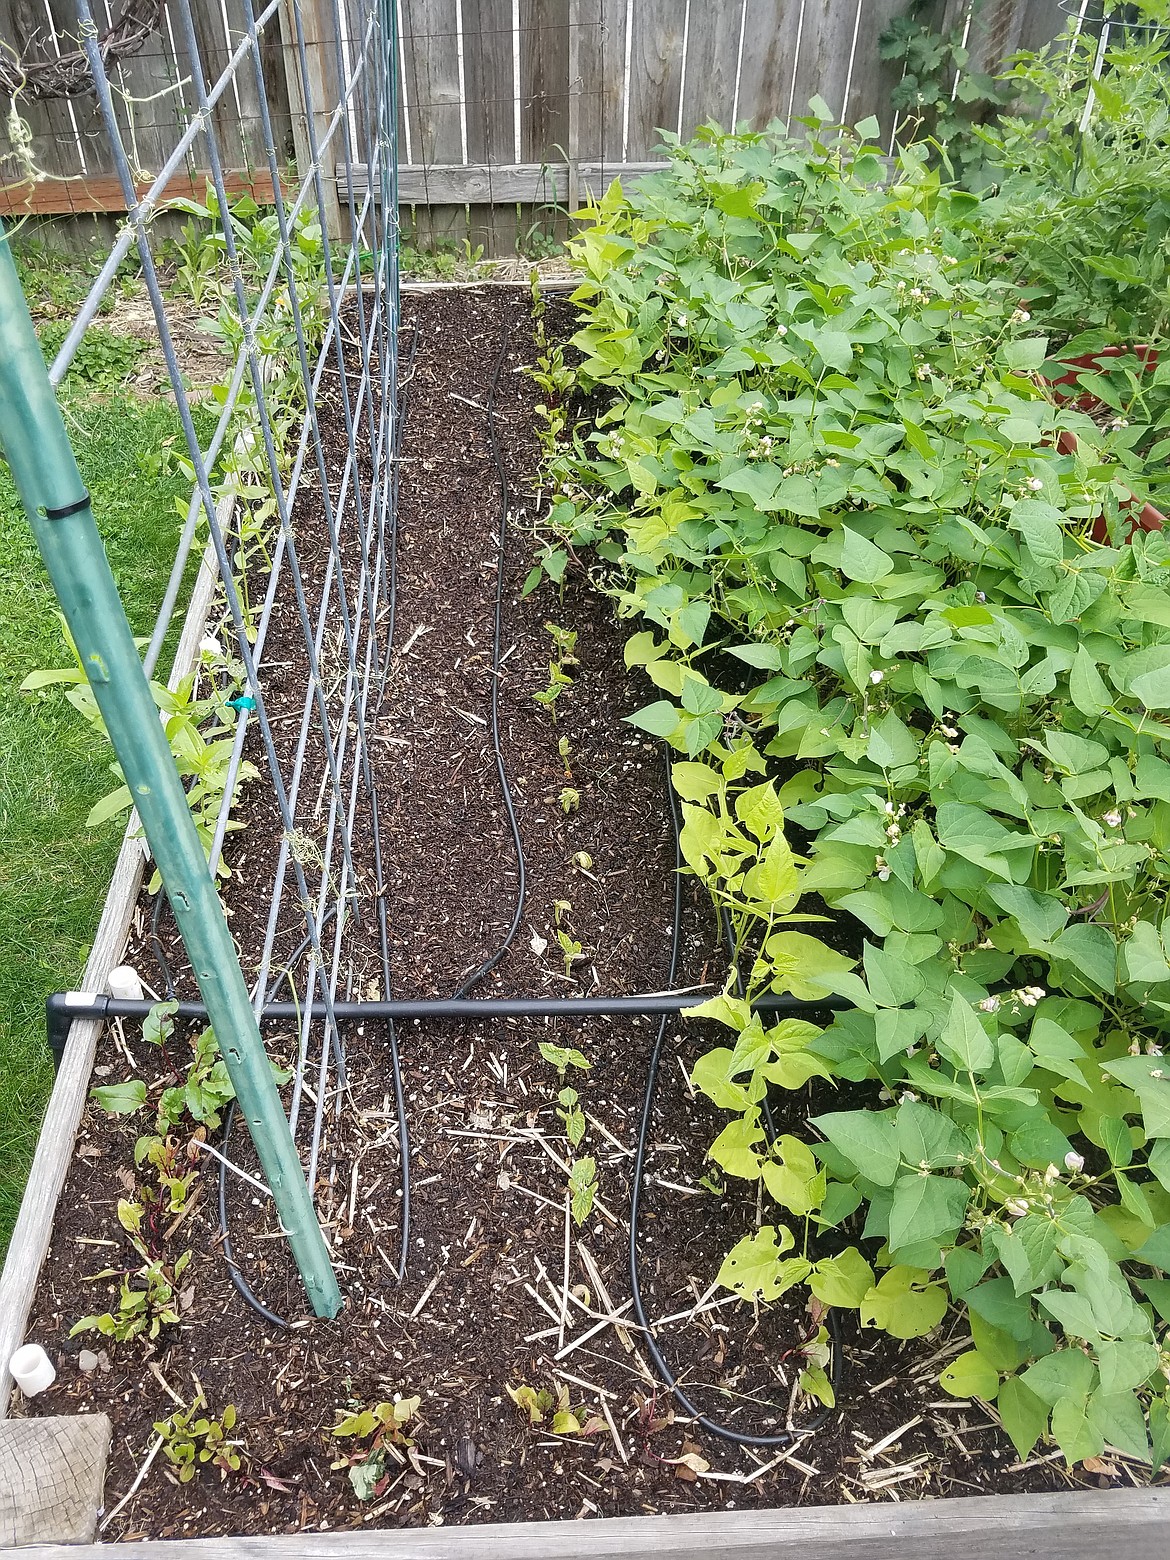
[
  {"x1": 535, "y1": 73, "x2": 1170, "y2": 1467},
  {"x1": 556, "y1": 1086, "x2": 586, "y2": 1147},
  {"x1": 532, "y1": 622, "x2": 578, "y2": 721}
]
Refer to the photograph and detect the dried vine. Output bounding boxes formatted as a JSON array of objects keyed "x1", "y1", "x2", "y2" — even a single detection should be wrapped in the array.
[{"x1": 0, "y1": 0, "x2": 166, "y2": 102}]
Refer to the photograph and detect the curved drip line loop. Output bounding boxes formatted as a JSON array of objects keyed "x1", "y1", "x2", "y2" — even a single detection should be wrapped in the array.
[
  {"x1": 451, "y1": 312, "x2": 527, "y2": 999},
  {"x1": 218, "y1": 1101, "x2": 291, "y2": 1329},
  {"x1": 627, "y1": 750, "x2": 842, "y2": 1448}
]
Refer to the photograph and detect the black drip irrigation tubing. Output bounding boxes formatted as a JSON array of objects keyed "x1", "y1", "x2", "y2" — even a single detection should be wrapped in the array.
[
  {"x1": 50, "y1": 297, "x2": 851, "y2": 1443},
  {"x1": 218, "y1": 1102, "x2": 291, "y2": 1329},
  {"x1": 362, "y1": 321, "x2": 422, "y2": 1289},
  {"x1": 46, "y1": 990, "x2": 844, "y2": 1059},
  {"x1": 450, "y1": 313, "x2": 526, "y2": 999}
]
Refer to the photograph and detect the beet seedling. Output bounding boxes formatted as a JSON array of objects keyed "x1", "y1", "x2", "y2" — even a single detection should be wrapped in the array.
[
  {"x1": 133, "y1": 1133, "x2": 200, "y2": 1215},
  {"x1": 70, "y1": 1246, "x2": 191, "y2": 1344},
  {"x1": 330, "y1": 1395, "x2": 421, "y2": 1502},
  {"x1": 154, "y1": 1395, "x2": 244, "y2": 1483},
  {"x1": 506, "y1": 1378, "x2": 587, "y2": 1435}
]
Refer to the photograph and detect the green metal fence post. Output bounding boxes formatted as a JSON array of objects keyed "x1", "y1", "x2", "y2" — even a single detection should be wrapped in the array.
[{"x1": 0, "y1": 227, "x2": 342, "y2": 1320}]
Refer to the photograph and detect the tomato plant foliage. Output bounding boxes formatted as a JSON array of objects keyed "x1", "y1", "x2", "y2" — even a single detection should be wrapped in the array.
[{"x1": 538, "y1": 108, "x2": 1170, "y2": 1468}]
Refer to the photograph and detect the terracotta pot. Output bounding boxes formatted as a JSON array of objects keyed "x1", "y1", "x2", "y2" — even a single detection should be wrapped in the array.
[{"x1": 1041, "y1": 345, "x2": 1165, "y2": 542}]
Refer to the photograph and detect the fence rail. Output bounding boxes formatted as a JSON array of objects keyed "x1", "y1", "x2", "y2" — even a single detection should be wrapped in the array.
[{"x1": 0, "y1": 0, "x2": 1076, "y2": 256}]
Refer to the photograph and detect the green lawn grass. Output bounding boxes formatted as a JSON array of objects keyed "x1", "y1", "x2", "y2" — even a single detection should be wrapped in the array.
[{"x1": 0, "y1": 391, "x2": 204, "y2": 1250}]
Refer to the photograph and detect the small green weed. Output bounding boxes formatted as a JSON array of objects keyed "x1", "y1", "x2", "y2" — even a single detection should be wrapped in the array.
[{"x1": 37, "y1": 323, "x2": 148, "y2": 392}]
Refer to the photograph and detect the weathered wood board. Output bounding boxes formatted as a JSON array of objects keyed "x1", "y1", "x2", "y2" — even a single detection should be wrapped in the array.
[
  {"x1": 8, "y1": 1485, "x2": 1170, "y2": 1558},
  {"x1": 0, "y1": 1413, "x2": 110, "y2": 1547}
]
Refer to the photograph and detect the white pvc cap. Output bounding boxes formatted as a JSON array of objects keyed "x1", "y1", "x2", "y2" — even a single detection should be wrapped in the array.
[
  {"x1": 107, "y1": 965, "x2": 144, "y2": 1001},
  {"x1": 10, "y1": 1344, "x2": 55, "y2": 1396}
]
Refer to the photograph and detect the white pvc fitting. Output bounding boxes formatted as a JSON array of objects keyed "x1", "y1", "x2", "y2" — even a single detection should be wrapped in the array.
[
  {"x1": 10, "y1": 1344, "x2": 56, "y2": 1396},
  {"x1": 107, "y1": 965, "x2": 144, "y2": 1001}
]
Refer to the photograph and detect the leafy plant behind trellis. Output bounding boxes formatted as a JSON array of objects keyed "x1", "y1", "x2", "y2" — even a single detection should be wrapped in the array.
[
  {"x1": 879, "y1": 0, "x2": 1013, "y2": 183},
  {"x1": 22, "y1": 187, "x2": 333, "y2": 875}
]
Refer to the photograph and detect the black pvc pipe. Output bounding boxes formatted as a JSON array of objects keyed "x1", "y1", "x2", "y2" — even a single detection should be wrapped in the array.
[{"x1": 45, "y1": 988, "x2": 846, "y2": 1067}]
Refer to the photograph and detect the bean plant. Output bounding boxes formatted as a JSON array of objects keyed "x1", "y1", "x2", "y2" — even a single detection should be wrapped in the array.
[{"x1": 538, "y1": 111, "x2": 1170, "y2": 1469}]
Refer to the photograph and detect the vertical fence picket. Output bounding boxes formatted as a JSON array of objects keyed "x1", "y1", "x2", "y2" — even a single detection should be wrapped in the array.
[
  {"x1": 459, "y1": 0, "x2": 514, "y2": 253},
  {"x1": 573, "y1": 0, "x2": 604, "y2": 186},
  {"x1": 845, "y1": 0, "x2": 906, "y2": 140},
  {"x1": 598, "y1": 0, "x2": 628, "y2": 171},
  {"x1": 734, "y1": 0, "x2": 796, "y2": 135},
  {"x1": 256, "y1": 0, "x2": 296, "y2": 169},
  {"x1": 519, "y1": 0, "x2": 568, "y2": 243},
  {"x1": 675, "y1": 2, "x2": 746, "y2": 141},
  {"x1": 623, "y1": 0, "x2": 684, "y2": 162},
  {"x1": 407, "y1": 0, "x2": 464, "y2": 244},
  {"x1": 786, "y1": 0, "x2": 860, "y2": 134}
]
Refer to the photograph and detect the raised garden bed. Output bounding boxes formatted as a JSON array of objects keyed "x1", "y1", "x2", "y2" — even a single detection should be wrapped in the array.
[{"x1": 1, "y1": 283, "x2": 1165, "y2": 1549}]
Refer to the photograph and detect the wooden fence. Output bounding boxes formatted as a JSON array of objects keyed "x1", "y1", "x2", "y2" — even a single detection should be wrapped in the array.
[
  {"x1": 391, "y1": 0, "x2": 1071, "y2": 251},
  {"x1": 0, "y1": 0, "x2": 1073, "y2": 255}
]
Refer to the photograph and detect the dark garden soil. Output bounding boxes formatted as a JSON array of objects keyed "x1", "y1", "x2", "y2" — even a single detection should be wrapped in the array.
[{"x1": 13, "y1": 287, "x2": 1141, "y2": 1539}]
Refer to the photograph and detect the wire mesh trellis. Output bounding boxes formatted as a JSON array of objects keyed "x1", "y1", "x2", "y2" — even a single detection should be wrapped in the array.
[{"x1": 4, "y1": 0, "x2": 408, "y2": 1316}]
